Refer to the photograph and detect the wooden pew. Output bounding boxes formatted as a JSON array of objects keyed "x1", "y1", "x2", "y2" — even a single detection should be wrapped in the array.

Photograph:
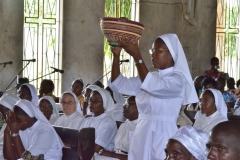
[
  {"x1": 78, "y1": 127, "x2": 95, "y2": 160},
  {"x1": 53, "y1": 126, "x2": 79, "y2": 160}
]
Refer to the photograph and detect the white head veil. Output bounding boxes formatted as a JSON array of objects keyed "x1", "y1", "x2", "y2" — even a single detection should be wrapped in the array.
[
  {"x1": 206, "y1": 88, "x2": 227, "y2": 117},
  {"x1": 0, "y1": 94, "x2": 20, "y2": 110},
  {"x1": 171, "y1": 125, "x2": 208, "y2": 160},
  {"x1": 158, "y1": 34, "x2": 198, "y2": 105},
  {"x1": 113, "y1": 91, "x2": 126, "y2": 122},
  {"x1": 15, "y1": 99, "x2": 63, "y2": 148},
  {"x1": 20, "y1": 83, "x2": 39, "y2": 107},
  {"x1": 84, "y1": 85, "x2": 100, "y2": 93},
  {"x1": 92, "y1": 88, "x2": 115, "y2": 119},
  {"x1": 39, "y1": 96, "x2": 60, "y2": 118},
  {"x1": 60, "y1": 91, "x2": 82, "y2": 114}
]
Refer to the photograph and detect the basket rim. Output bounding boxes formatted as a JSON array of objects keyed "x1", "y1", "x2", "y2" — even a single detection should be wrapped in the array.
[{"x1": 100, "y1": 17, "x2": 144, "y2": 28}]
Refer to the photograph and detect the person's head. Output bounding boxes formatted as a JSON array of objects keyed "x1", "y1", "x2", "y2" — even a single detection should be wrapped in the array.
[
  {"x1": 207, "y1": 121, "x2": 240, "y2": 160},
  {"x1": 216, "y1": 77, "x2": 226, "y2": 91},
  {"x1": 165, "y1": 126, "x2": 208, "y2": 160},
  {"x1": 13, "y1": 100, "x2": 38, "y2": 130},
  {"x1": 200, "y1": 90, "x2": 216, "y2": 116},
  {"x1": 39, "y1": 96, "x2": 58, "y2": 120},
  {"x1": 17, "y1": 83, "x2": 38, "y2": 106},
  {"x1": 210, "y1": 57, "x2": 219, "y2": 68},
  {"x1": 89, "y1": 88, "x2": 114, "y2": 117},
  {"x1": 16, "y1": 77, "x2": 29, "y2": 90},
  {"x1": 93, "y1": 81, "x2": 104, "y2": 88},
  {"x1": 60, "y1": 92, "x2": 77, "y2": 115},
  {"x1": 227, "y1": 78, "x2": 235, "y2": 90},
  {"x1": 194, "y1": 75, "x2": 204, "y2": 91},
  {"x1": 71, "y1": 79, "x2": 84, "y2": 97},
  {"x1": 40, "y1": 79, "x2": 55, "y2": 94},
  {"x1": 83, "y1": 85, "x2": 101, "y2": 102},
  {"x1": 150, "y1": 37, "x2": 174, "y2": 70},
  {"x1": 123, "y1": 96, "x2": 138, "y2": 121},
  {"x1": 105, "y1": 86, "x2": 115, "y2": 103},
  {"x1": 201, "y1": 77, "x2": 217, "y2": 90},
  {"x1": 236, "y1": 79, "x2": 240, "y2": 89},
  {"x1": 0, "y1": 94, "x2": 20, "y2": 120}
]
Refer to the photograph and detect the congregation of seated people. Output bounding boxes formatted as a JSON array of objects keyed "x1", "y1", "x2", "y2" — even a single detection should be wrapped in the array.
[{"x1": 1, "y1": 54, "x2": 240, "y2": 159}]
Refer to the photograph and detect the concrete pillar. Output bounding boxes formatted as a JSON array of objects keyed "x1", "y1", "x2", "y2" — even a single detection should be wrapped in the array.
[
  {"x1": 62, "y1": 0, "x2": 105, "y2": 91},
  {"x1": 139, "y1": 0, "x2": 217, "y2": 78},
  {"x1": 0, "y1": 0, "x2": 23, "y2": 92}
]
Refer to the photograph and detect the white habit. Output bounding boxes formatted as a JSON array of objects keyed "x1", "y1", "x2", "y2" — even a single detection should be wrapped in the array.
[
  {"x1": 80, "y1": 113, "x2": 117, "y2": 151},
  {"x1": 54, "y1": 111, "x2": 84, "y2": 129},
  {"x1": 193, "y1": 110, "x2": 228, "y2": 134}
]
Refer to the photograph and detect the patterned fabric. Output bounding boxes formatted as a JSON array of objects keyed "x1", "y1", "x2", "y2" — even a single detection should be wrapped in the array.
[
  {"x1": 22, "y1": 151, "x2": 44, "y2": 160},
  {"x1": 204, "y1": 70, "x2": 224, "y2": 80},
  {"x1": 222, "y1": 91, "x2": 235, "y2": 103}
]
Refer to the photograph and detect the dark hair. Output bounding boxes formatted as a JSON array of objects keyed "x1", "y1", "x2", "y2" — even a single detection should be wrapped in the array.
[
  {"x1": 210, "y1": 57, "x2": 219, "y2": 64},
  {"x1": 217, "y1": 77, "x2": 226, "y2": 86},
  {"x1": 93, "y1": 81, "x2": 104, "y2": 88},
  {"x1": 14, "y1": 106, "x2": 28, "y2": 117},
  {"x1": 40, "y1": 79, "x2": 55, "y2": 92},
  {"x1": 73, "y1": 79, "x2": 84, "y2": 88},
  {"x1": 201, "y1": 77, "x2": 217, "y2": 88},
  {"x1": 19, "y1": 77, "x2": 29, "y2": 84},
  {"x1": 237, "y1": 79, "x2": 240, "y2": 88}
]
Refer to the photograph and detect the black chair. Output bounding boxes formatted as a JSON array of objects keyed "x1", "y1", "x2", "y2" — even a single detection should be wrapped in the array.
[
  {"x1": 78, "y1": 128, "x2": 95, "y2": 160},
  {"x1": 53, "y1": 126, "x2": 79, "y2": 160},
  {"x1": 228, "y1": 114, "x2": 240, "y2": 122}
]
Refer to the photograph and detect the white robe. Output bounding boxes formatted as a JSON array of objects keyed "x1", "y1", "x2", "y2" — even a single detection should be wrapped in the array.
[
  {"x1": 49, "y1": 114, "x2": 58, "y2": 125},
  {"x1": 0, "y1": 123, "x2": 6, "y2": 160},
  {"x1": 54, "y1": 111, "x2": 85, "y2": 129},
  {"x1": 108, "y1": 68, "x2": 185, "y2": 160},
  {"x1": 80, "y1": 113, "x2": 117, "y2": 151},
  {"x1": 19, "y1": 120, "x2": 62, "y2": 159},
  {"x1": 193, "y1": 111, "x2": 228, "y2": 134}
]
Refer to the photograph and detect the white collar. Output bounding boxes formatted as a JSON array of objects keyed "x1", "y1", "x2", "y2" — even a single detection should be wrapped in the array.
[{"x1": 158, "y1": 67, "x2": 174, "y2": 76}]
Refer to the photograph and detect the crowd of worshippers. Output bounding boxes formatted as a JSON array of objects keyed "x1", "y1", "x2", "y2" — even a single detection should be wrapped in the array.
[{"x1": 1, "y1": 35, "x2": 240, "y2": 160}]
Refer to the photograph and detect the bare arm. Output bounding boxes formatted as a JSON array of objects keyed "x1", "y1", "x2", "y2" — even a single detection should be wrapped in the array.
[
  {"x1": 117, "y1": 39, "x2": 149, "y2": 82},
  {"x1": 110, "y1": 47, "x2": 121, "y2": 82}
]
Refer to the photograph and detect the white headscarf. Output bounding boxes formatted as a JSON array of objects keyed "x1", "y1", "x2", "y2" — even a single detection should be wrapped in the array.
[
  {"x1": 0, "y1": 94, "x2": 20, "y2": 110},
  {"x1": 84, "y1": 85, "x2": 100, "y2": 93},
  {"x1": 15, "y1": 99, "x2": 63, "y2": 147},
  {"x1": 93, "y1": 88, "x2": 115, "y2": 118},
  {"x1": 21, "y1": 83, "x2": 39, "y2": 107},
  {"x1": 39, "y1": 96, "x2": 60, "y2": 118},
  {"x1": 206, "y1": 88, "x2": 227, "y2": 117},
  {"x1": 159, "y1": 34, "x2": 198, "y2": 105},
  {"x1": 113, "y1": 91, "x2": 126, "y2": 122},
  {"x1": 60, "y1": 91, "x2": 82, "y2": 114},
  {"x1": 171, "y1": 125, "x2": 208, "y2": 160}
]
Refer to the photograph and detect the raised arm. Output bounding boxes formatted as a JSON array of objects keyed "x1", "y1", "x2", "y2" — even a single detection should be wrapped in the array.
[
  {"x1": 110, "y1": 46, "x2": 121, "y2": 82},
  {"x1": 117, "y1": 38, "x2": 149, "y2": 82},
  {"x1": 3, "y1": 125, "x2": 17, "y2": 160}
]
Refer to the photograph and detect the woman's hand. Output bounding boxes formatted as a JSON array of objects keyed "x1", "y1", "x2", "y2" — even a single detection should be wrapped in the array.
[
  {"x1": 117, "y1": 38, "x2": 140, "y2": 58},
  {"x1": 110, "y1": 46, "x2": 122, "y2": 57},
  {"x1": 5, "y1": 111, "x2": 25, "y2": 133}
]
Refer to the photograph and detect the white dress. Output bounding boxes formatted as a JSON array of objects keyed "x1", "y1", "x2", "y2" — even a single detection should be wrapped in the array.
[
  {"x1": 193, "y1": 111, "x2": 228, "y2": 134},
  {"x1": 80, "y1": 113, "x2": 117, "y2": 151},
  {"x1": 19, "y1": 120, "x2": 62, "y2": 160},
  {"x1": 54, "y1": 111, "x2": 85, "y2": 129},
  {"x1": 0, "y1": 123, "x2": 6, "y2": 159},
  {"x1": 108, "y1": 67, "x2": 185, "y2": 160}
]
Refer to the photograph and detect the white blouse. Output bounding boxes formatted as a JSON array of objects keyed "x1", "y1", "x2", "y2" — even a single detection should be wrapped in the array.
[
  {"x1": 80, "y1": 113, "x2": 117, "y2": 151},
  {"x1": 54, "y1": 111, "x2": 85, "y2": 129},
  {"x1": 19, "y1": 120, "x2": 62, "y2": 159},
  {"x1": 193, "y1": 111, "x2": 228, "y2": 134}
]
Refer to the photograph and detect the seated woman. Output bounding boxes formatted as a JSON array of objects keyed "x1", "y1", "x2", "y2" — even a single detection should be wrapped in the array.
[
  {"x1": 39, "y1": 96, "x2": 60, "y2": 125},
  {"x1": 94, "y1": 96, "x2": 138, "y2": 160},
  {"x1": 0, "y1": 94, "x2": 20, "y2": 159},
  {"x1": 18, "y1": 83, "x2": 39, "y2": 107},
  {"x1": 54, "y1": 91, "x2": 85, "y2": 129},
  {"x1": 3, "y1": 99, "x2": 63, "y2": 160},
  {"x1": 204, "y1": 57, "x2": 224, "y2": 80},
  {"x1": 71, "y1": 78, "x2": 84, "y2": 105},
  {"x1": 165, "y1": 125, "x2": 208, "y2": 160},
  {"x1": 80, "y1": 88, "x2": 117, "y2": 153},
  {"x1": 82, "y1": 85, "x2": 100, "y2": 116},
  {"x1": 193, "y1": 88, "x2": 228, "y2": 134},
  {"x1": 106, "y1": 86, "x2": 126, "y2": 127},
  {"x1": 39, "y1": 79, "x2": 58, "y2": 102}
]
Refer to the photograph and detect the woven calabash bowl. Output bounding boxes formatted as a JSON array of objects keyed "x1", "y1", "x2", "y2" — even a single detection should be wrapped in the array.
[{"x1": 100, "y1": 17, "x2": 145, "y2": 45}]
